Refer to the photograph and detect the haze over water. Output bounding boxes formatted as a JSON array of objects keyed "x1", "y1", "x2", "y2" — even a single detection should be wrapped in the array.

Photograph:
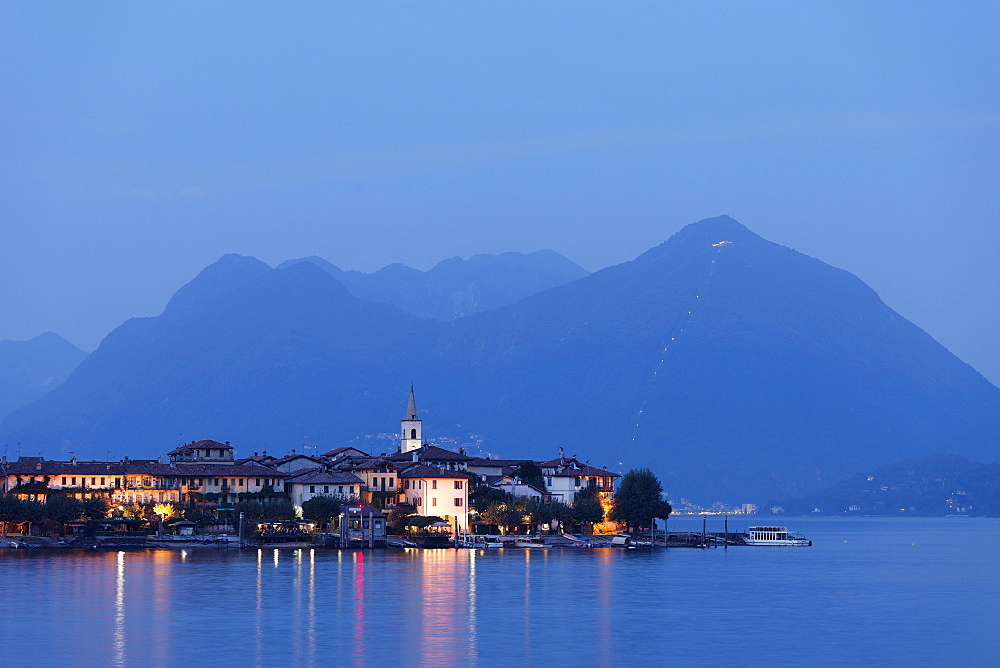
[{"x1": 2, "y1": 517, "x2": 995, "y2": 666}]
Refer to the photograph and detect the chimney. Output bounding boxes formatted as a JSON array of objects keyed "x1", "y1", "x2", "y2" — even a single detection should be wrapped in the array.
[
  {"x1": 411, "y1": 450, "x2": 419, "y2": 463},
  {"x1": 36, "y1": 462, "x2": 42, "y2": 471},
  {"x1": 71, "y1": 456, "x2": 77, "y2": 466}
]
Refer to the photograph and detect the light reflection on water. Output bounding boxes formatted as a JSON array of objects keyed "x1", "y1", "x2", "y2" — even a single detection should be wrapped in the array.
[
  {"x1": 113, "y1": 551, "x2": 125, "y2": 667},
  {"x1": 1, "y1": 518, "x2": 998, "y2": 666}
]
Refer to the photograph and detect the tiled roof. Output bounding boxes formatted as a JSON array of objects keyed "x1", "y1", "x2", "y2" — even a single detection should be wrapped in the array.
[
  {"x1": 2, "y1": 459, "x2": 286, "y2": 478},
  {"x1": 538, "y1": 456, "x2": 619, "y2": 478},
  {"x1": 269, "y1": 453, "x2": 325, "y2": 467},
  {"x1": 168, "y1": 439, "x2": 233, "y2": 456},
  {"x1": 385, "y1": 445, "x2": 472, "y2": 462},
  {"x1": 397, "y1": 465, "x2": 469, "y2": 480},
  {"x1": 285, "y1": 468, "x2": 364, "y2": 485},
  {"x1": 332, "y1": 456, "x2": 399, "y2": 472},
  {"x1": 321, "y1": 446, "x2": 370, "y2": 458},
  {"x1": 465, "y1": 457, "x2": 533, "y2": 467}
]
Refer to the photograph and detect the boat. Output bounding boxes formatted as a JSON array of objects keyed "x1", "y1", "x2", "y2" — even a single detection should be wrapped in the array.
[
  {"x1": 456, "y1": 533, "x2": 504, "y2": 549},
  {"x1": 743, "y1": 526, "x2": 811, "y2": 546},
  {"x1": 513, "y1": 537, "x2": 548, "y2": 548}
]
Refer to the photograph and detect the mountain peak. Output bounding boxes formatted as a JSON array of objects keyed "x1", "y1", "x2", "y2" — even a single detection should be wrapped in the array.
[{"x1": 163, "y1": 254, "x2": 272, "y2": 317}]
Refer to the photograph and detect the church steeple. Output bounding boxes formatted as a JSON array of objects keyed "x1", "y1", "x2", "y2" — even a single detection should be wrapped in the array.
[
  {"x1": 400, "y1": 384, "x2": 423, "y2": 453},
  {"x1": 406, "y1": 384, "x2": 418, "y2": 420}
]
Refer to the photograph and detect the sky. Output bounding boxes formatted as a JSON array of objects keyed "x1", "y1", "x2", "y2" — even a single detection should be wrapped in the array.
[{"x1": 1, "y1": 2, "x2": 998, "y2": 384}]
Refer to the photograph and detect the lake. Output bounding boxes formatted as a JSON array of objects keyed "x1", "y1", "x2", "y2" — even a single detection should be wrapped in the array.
[{"x1": 1, "y1": 517, "x2": 996, "y2": 666}]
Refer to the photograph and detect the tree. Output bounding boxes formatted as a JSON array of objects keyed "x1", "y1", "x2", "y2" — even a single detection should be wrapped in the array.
[
  {"x1": 82, "y1": 497, "x2": 110, "y2": 521},
  {"x1": 0, "y1": 495, "x2": 24, "y2": 537},
  {"x1": 479, "y1": 502, "x2": 521, "y2": 535},
  {"x1": 609, "y1": 468, "x2": 670, "y2": 534},
  {"x1": 387, "y1": 502, "x2": 416, "y2": 534},
  {"x1": 46, "y1": 496, "x2": 82, "y2": 535},
  {"x1": 573, "y1": 489, "x2": 605, "y2": 533},
  {"x1": 470, "y1": 485, "x2": 511, "y2": 513},
  {"x1": 301, "y1": 496, "x2": 341, "y2": 530},
  {"x1": 153, "y1": 503, "x2": 175, "y2": 537},
  {"x1": 515, "y1": 461, "x2": 546, "y2": 492},
  {"x1": 549, "y1": 501, "x2": 575, "y2": 533}
]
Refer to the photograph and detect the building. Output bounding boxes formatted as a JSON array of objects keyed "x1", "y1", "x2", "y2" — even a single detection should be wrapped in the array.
[
  {"x1": 397, "y1": 465, "x2": 469, "y2": 532},
  {"x1": 539, "y1": 451, "x2": 619, "y2": 505},
  {"x1": 168, "y1": 439, "x2": 235, "y2": 465},
  {"x1": 284, "y1": 468, "x2": 365, "y2": 507},
  {"x1": 0, "y1": 455, "x2": 287, "y2": 506}
]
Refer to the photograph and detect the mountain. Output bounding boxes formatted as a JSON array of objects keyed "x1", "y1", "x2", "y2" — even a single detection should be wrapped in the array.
[
  {"x1": 0, "y1": 332, "x2": 87, "y2": 421},
  {"x1": 3, "y1": 216, "x2": 998, "y2": 503},
  {"x1": 278, "y1": 250, "x2": 589, "y2": 321},
  {"x1": 1, "y1": 258, "x2": 438, "y2": 459},
  {"x1": 422, "y1": 216, "x2": 1000, "y2": 500},
  {"x1": 767, "y1": 454, "x2": 1000, "y2": 516}
]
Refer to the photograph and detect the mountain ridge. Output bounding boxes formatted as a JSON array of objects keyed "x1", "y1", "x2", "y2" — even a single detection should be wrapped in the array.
[{"x1": 2, "y1": 216, "x2": 996, "y2": 503}]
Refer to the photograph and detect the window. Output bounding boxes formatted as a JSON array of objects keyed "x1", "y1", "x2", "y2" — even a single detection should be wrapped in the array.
[
  {"x1": 432, "y1": 480, "x2": 437, "y2": 490},
  {"x1": 338, "y1": 486, "x2": 344, "y2": 493},
  {"x1": 310, "y1": 486, "x2": 316, "y2": 493},
  {"x1": 410, "y1": 428, "x2": 417, "y2": 439},
  {"x1": 91, "y1": 477, "x2": 96, "y2": 485},
  {"x1": 71, "y1": 477, "x2": 77, "y2": 486},
  {"x1": 389, "y1": 477, "x2": 394, "y2": 487},
  {"x1": 404, "y1": 480, "x2": 410, "y2": 489},
  {"x1": 324, "y1": 486, "x2": 329, "y2": 493},
  {"x1": 454, "y1": 480, "x2": 463, "y2": 490},
  {"x1": 546, "y1": 477, "x2": 552, "y2": 487},
  {"x1": 62, "y1": 477, "x2": 67, "y2": 485},
  {"x1": 415, "y1": 498, "x2": 422, "y2": 506},
  {"x1": 431, "y1": 498, "x2": 437, "y2": 507},
  {"x1": 455, "y1": 498, "x2": 463, "y2": 507},
  {"x1": 256, "y1": 478, "x2": 261, "y2": 486},
  {"x1": 349, "y1": 486, "x2": 354, "y2": 494},
  {"x1": 418, "y1": 481, "x2": 422, "y2": 490},
  {"x1": 101, "y1": 477, "x2": 105, "y2": 485},
  {"x1": 574, "y1": 477, "x2": 581, "y2": 486}
]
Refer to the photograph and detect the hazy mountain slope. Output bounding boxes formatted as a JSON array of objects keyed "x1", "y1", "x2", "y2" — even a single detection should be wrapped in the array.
[
  {"x1": 0, "y1": 332, "x2": 87, "y2": 420},
  {"x1": 769, "y1": 454, "x2": 1000, "y2": 516},
  {"x1": 1, "y1": 258, "x2": 440, "y2": 458},
  {"x1": 426, "y1": 216, "x2": 1000, "y2": 500},
  {"x1": 280, "y1": 250, "x2": 589, "y2": 320},
  {"x1": 3, "y1": 217, "x2": 997, "y2": 502}
]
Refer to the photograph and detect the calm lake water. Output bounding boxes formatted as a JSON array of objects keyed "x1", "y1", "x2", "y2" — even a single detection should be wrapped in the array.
[{"x1": 1, "y1": 517, "x2": 997, "y2": 666}]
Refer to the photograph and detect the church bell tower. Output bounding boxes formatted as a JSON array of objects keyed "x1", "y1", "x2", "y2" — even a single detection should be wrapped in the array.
[{"x1": 400, "y1": 384, "x2": 423, "y2": 453}]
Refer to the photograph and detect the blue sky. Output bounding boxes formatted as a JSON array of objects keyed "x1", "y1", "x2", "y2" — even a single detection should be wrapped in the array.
[{"x1": 1, "y1": 2, "x2": 997, "y2": 384}]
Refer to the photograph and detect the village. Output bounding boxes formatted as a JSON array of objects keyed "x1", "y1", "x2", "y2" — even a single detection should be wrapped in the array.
[{"x1": 0, "y1": 388, "x2": 649, "y2": 549}]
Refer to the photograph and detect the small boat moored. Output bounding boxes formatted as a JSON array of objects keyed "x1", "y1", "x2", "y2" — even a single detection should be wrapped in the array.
[
  {"x1": 456, "y1": 533, "x2": 505, "y2": 549},
  {"x1": 743, "y1": 526, "x2": 812, "y2": 546}
]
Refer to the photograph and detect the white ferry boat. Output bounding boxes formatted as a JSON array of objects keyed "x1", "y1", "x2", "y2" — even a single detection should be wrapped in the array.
[
  {"x1": 743, "y1": 526, "x2": 811, "y2": 546},
  {"x1": 456, "y1": 533, "x2": 504, "y2": 549}
]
